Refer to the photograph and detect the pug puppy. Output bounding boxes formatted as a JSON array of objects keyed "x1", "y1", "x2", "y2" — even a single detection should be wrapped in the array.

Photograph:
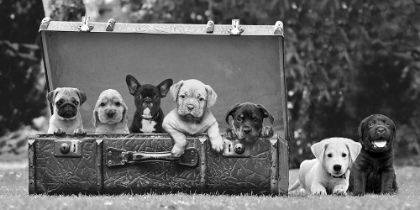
[
  {"x1": 163, "y1": 79, "x2": 224, "y2": 157},
  {"x1": 92, "y1": 89, "x2": 129, "y2": 134},
  {"x1": 47, "y1": 87, "x2": 87, "y2": 135}
]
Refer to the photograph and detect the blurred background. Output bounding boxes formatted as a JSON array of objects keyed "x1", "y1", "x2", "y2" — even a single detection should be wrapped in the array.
[{"x1": 0, "y1": 0, "x2": 420, "y2": 168}]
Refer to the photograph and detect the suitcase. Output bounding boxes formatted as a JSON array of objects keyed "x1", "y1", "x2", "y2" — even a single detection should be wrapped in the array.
[{"x1": 29, "y1": 17, "x2": 289, "y2": 195}]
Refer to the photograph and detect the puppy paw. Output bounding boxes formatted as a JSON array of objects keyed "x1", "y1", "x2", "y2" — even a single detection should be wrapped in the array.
[
  {"x1": 53, "y1": 128, "x2": 66, "y2": 136},
  {"x1": 225, "y1": 128, "x2": 237, "y2": 140},
  {"x1": 352, "y1": 191, "x2": 365, "y2": 196},
  {"x1": 333, "y1": 190, "x2": 347, "y2": 196},
  {"x1": 171, "y1": 146, "x2": 185, "y2": 157},
  {"x1": 74, "y1": 128, "x2": 87, "y2": 136},
  {"x1": 210, "y1": 136, "x2": 224, "y2": 153},
  {"x1": 381, "y1": 189, "x2": 397, "y2": 195},
  {"x1": 313, "y1": 190, "x2": 327, "y2": 196},
  {"x1": 261, "y1": 126, "x2": 274, "y2": 138}
]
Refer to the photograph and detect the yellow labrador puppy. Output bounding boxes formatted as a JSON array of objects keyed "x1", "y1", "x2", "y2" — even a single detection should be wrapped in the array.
[
  {"x1": 289, "y1": 137, "x2": 362, "y2": 195},
  {"x1": 92, "y1": 89, "x2": 129, "y2": 134}
]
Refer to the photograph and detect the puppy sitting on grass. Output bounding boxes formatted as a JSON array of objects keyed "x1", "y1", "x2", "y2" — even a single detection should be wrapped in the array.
[{"x1": 289, "y1": 137, "x2": 362, "y2": 195}]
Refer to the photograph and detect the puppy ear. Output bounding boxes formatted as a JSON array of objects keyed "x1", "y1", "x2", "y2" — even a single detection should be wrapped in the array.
[
  {"x1": 77, "y1": 90, "x2": 87, "y2": 104},
  {"x1": 169, "y1": 80, "x2": 184, "y2": 102},
  {"x1": 225, "y1": 103, "x2": 242, "y2": 124},
  {"x1": 126, "y1": 75, "x2": 141, "y2": 95},
  {"x1": 390, "y1": 119, "x2": 396, "y2": 138},
  {"x1": 121, "y1": 102, "x2": 128, "y2": 123},
  {"x1": 357, "y1": 116, "x2": 368, "y2": 140},
  {"x1": 92, "y1": 110, "x2": 99, "y2": 128},
  {"x1": 46, "y1": 90, "x2": 56, "y2": 104},
  {"x1": 346, "y1": 140, "x2": 362, "y2": 164},
  {"x1": 205, "y1": 85, "x2": 217, "y2": 108},
  {"x1": 311, "y1": 141, "x2": 327, "y2": 162},
  {"x1": 256, "y1": 104, "x2": 274, "y2": 124},
  {"x1": 158, "y1": 79, "x2": 173, "y2": 98}
]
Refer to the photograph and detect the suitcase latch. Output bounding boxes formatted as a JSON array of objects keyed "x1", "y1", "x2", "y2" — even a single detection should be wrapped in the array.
[
  {"x1": 228, "y1": 19, "x2": 244, "y2": 36},
  {"x1": 54, "y1": 139, "x2": 82, "y2": 157},
  {"x1": 222, "y1": 138, "x2": 251, "y2": 158},
  {"x1": 78, "y1": 16, "x2": 94, "y2": 32}
]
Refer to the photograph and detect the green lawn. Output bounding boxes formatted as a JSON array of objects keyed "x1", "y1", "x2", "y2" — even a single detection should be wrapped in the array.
[{"x1": 0, "y1": 165, "x2": 419, "y2": 210}]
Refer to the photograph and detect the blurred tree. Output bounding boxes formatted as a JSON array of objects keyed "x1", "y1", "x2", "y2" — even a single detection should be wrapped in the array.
[
  {"x1": 0, "y1": 0, "x2": 46, "y2": 137},
  {"x1": 43, "y1": 0, "x2": 86, "y2": 21},
  {"x1": 0, "y1": 0, "x2": 85, "y2": 139}
]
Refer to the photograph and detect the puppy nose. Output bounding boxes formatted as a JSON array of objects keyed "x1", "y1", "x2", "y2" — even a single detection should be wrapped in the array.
[
  {"x1": 106, "y1": 110, "x2": 116, "y2": 118},
  {"x1": 333, "y1": 165, "x2": 342, "y2": 172},
  {"x1": 377, "y1": 127, "x2": 385, "y2": 134},
  {"x1": 243, "y1": 126, "x2": 252, "y2": 133},
  {"x1": 187, "y1": 104, "x2": 194, "y2": 111}
]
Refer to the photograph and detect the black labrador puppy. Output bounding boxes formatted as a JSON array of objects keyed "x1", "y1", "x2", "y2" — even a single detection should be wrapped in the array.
[{"x1": 349, "y1": 114, "x2": 398, "y2": 195}]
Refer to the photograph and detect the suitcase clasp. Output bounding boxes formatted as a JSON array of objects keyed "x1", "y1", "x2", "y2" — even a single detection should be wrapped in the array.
[
  {"x1": 78, "y1": 16, "x2": 94, "y2": 32},
  {"x1": 54, "y1": 139, "x2": 82, "y2": 157},
  {"x1": 222, "y1": 138, "x2": 251, "y2": 158},
  {"x1": 228, "y1": 19, "x2": 244, "y2": 36}
]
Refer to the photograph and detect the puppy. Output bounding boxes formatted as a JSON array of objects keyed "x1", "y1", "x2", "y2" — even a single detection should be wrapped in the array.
[
  {"x1": 349, "y1": 114, "x2": 398, "y2": 195},
  {"x1": 92, "y1": 89, "x2": 129, "y2": 134},
  {"x1": 225, "y1": 102, "x2": 274, "y2": 143},
  {"x1": 163, "y1": 79, "x2": 224, "y2": 157},
  {"x1": 289, "y1": 137, "x2": 362, "y2": 195},
  {"x1": 47, "y1": 87, "x2": 87, "y2": 135},
  {"x1": 126, "y1": 75, "x2": 173, "y2": 133}
]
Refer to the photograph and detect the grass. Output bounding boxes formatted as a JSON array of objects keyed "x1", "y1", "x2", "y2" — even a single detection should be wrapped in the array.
[{"x1": 0, "y1": 165, "x2": 419, "y2": 210}]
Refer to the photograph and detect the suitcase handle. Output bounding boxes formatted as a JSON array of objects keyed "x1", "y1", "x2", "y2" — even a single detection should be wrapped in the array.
[{"x1": 106, "y1": 147, "x2": 199, "y2": 167}]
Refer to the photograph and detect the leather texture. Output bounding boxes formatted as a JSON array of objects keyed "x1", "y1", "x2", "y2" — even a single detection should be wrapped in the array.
[
  {"x1": 30, "y1": 134, "x2": 283, "y2": 195},
  {"x1": 33, "y1": 137, "x2": 98, "y2": 194}
]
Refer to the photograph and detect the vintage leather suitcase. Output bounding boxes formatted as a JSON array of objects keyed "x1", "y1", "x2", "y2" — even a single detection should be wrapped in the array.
[{"x1": 29, "y1": 17, "x2": 289, "y2": 195}]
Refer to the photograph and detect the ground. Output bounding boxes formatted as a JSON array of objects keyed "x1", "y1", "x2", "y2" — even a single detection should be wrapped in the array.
[{"x1": 0, "y1": 164, "x2": 419, "y2": 210}]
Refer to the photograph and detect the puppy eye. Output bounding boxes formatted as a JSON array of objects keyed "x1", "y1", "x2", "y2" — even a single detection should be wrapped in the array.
[
  {"x1": 115, "y1": 102, "x2": 121, "y2": 106},
  {"x1": 179, "y1": 95, "x2": 186, "y2": 99},
  {"x1": 56, "y1": 100, "x2": 63, "y2": 106},
  {"x1": 136, "y1": 95, "x2": 142, "y2": 99},
  {"x1": 342, "y1": 153, "x2": 347, "y2": 158},
  {"x1": 368, "y1": 123, "x2": 374, "y2": 127},
  {"x1": 236, "y1": 117, "x2": 242, "y2": 122},
  {"x1": 327, "y1": 154, "x2": 332, "y2": 158},
  {"x1": 385, "y1": 123, "x2": 390, "y2": 127},
  {"x1": 100, "y1": 102, "x2": 106, "y2": 107},
  {"x1": 199, "y1": 98, "x2": 205, "y2": 102},
  {"x1": 73, "y1": 100, "x2": 79, "y2": 106}
]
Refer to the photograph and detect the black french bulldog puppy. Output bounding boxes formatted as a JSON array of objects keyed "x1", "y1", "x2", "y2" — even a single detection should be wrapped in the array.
[
  {"x1": 225, "y1": 102, "x2": 274, "y2": 143},
  {"x1": 348, "y1": 114, "x2": 398, "y2": 195},
  {"x1": 125, "y1": 75, "x2": 173, "y2": 133}
]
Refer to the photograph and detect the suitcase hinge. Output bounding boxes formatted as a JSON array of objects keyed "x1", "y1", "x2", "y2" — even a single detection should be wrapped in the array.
[
  {"x1": 206, "y1": 20, "x2": 214, "y2": 33},
  {"x1": 274, "y1": 21, "x2": 284, "y2": 36},
  {"x1": 39, "y1": 17, "x2": 51, "y2": 31},
  {"x1": 106, "y1": 18, "x2": 116, "y2": 32}
]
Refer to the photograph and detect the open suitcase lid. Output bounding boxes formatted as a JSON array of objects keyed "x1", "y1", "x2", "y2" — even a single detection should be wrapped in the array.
[{"x1": 39, "y1": 18, "x2": 288, "y2": 139}]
